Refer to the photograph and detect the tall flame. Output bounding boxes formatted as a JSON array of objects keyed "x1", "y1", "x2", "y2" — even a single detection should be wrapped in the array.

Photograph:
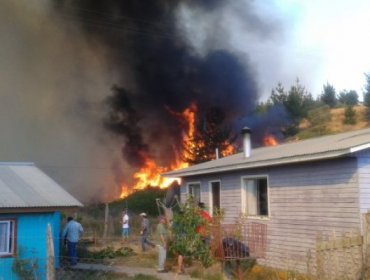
[
  {"x1": 119, "y1": 102, "x2": 236, "y2": 198},
  {"x1": 119, "y1": 104, "x2": 196, "y2": 198}
]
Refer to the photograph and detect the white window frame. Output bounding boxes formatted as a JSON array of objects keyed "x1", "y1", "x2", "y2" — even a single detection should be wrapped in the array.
[
  {"x1": 187, "y1": 181, "x2": 201, "y2": 204},
  {"x1": 241, "y1": 175, "x2": 270, "y2": 219},
  {"x1": 0, "y1": 219, "x2": 15, "y2": 256},
  {"x1": 208, "y1": 180, "x2": 221, "y2": 217}
]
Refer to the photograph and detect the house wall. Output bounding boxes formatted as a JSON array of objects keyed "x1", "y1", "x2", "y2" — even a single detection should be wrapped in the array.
[
  {"x1": 357, "y1": 150, "x2": 370, "y2": 214},
  {"x1": 180, "y1": 157, "x2": 360, "y2": 272},
  {"x1": 0, "y1": 211, "x2": 61, "y2": 280}
]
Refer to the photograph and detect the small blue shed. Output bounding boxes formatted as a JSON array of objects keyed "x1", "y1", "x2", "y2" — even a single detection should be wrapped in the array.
[{"x1": 0, "y1": 162, "x2": 83, "y2": 279}]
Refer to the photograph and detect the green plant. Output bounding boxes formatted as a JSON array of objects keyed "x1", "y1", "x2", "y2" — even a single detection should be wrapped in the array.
[
  {"x1": 170, "y1": 198, "x2": 214, "y2": 268},
  {"x1": 343, "y1": 105, "x2": 356, "y2": 125},
  {"x1": 12, "y1": 248, "x2": 40, "y2": 280},
  {"x1": 130, "y1": 275, "x2": 160, "y2": 280},
  {"x1": 89, "y1": 246, "x2": 136, "y2": 259}
]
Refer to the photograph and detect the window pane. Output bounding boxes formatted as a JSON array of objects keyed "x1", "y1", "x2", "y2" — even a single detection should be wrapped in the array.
[
  {"x1": 211, "y1": 182, "x2": 220, "y2": 214},
  {"x1": 257, "y1": 179, "x2": 268, "y2": 216},
  {"x1": 244, "y1": 178, "x2": 268, "y2": 217},
  {"x1": 189, "y1": 184, "x2": 201, "y2": 203},
  {"x1": 246, "y1": 180, "x2": 257, "y2": 215},
  {"x1": 0, "y1": 222, "x2": 9, "y2": 254}
]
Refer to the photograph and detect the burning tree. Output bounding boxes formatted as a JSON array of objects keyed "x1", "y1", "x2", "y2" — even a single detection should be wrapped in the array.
[{"x1": 183, "y1": 106, "x2": 236, "y2": 165}]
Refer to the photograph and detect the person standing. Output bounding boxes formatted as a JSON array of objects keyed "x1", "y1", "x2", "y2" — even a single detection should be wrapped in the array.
[
  {"x1": 156, "y1": 215, "x2": 168, "y2": 273},
  {"x1": 122, "y1": 209, "x2": 129, "y2": 243},
  {"x1": 140, "y1": 213, "x2": 155, "y2": 252},
  {"x1": 196, "y1": 202, "x2": 213, "y2": 245},
  {"x1": 62, "y1": 216, "x2": 84, "y2": 266}
]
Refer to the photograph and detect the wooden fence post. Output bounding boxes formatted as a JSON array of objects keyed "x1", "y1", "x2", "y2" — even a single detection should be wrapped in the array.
[
  {"x1": 103, "y1": 203, "x2": 109, "y2": 240},
  {"x1": 363, "y1": 212, "x2": 370, "y2": 278},
  {"x1": 46, "y1": 223, "x2": 55, "y2": 280}
]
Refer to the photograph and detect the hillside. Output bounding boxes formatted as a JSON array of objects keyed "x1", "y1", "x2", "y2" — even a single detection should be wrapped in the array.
[
  {"x1": 297, "y1": 105, "x2": 369, "y2": 140},
  {"x1": 328, "y1": 105, "x2": 369, "y2": 132}
]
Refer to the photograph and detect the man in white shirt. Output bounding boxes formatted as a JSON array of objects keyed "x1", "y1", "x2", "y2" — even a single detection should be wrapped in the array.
[{"x1": 122, "y1": 209, "x2": 129, "y2": 242}]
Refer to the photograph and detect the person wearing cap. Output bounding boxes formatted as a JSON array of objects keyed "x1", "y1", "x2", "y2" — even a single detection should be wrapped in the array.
[
  {"x1": 156, "y1": 215, "x2": 168, "y2": 273},
  {"x1": 62, "y1": 216, "x2": 84, "y2": 266},
  {"x1": 140, "y1": 213, "x2": 155, "y2": 252}
]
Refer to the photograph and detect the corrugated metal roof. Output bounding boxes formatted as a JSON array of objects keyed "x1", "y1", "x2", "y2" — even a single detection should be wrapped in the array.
[
  {"x1": 0, "y1": 162, "x2": 83, "y2": 208},
  {"x1": 164, "y1": 127, "x2": 370, "y2": 178}
]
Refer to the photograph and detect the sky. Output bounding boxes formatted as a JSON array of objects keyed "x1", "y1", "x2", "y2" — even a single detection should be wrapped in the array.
[
  {"x1": 180, "y1": 0, "x2": 370, "y2": 99},
  {"x1": 266, "y1": 0, "x2": 370, "y2": 97},
  {"x1": 0, "y1": 0, "x2": 369, "y2": 202}
]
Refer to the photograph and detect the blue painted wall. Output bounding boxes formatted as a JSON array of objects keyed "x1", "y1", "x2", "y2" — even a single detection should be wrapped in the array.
[{"x1": 0, "y1": 211, "x2": 61, "y2": 280}]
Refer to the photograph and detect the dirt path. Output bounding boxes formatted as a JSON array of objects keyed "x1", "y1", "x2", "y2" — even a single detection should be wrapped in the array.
[{"x1": 73, "y1": 262, "x2": 196, "y2": 280}]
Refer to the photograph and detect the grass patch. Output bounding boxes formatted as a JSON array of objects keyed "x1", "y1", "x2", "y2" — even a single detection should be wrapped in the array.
[{"x1": 88, "y1": 246, "x2": 136, "y2": 259}]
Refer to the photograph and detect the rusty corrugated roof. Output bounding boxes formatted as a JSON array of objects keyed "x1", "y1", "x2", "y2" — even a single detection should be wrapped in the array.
[
  {"x1": 0, "y1": 162, "x2": 83, "y2": 209},
  {"x1": 163, "y1": 127, "x2": 370, "y2": 178}
]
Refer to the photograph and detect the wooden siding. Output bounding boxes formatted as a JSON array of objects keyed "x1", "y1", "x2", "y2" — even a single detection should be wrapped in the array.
[
  {"x1": 180, "y1": 156, "x2": 361, "y2": 272},
  {"x1": 357, "y1": 150, "x2": 370, "y2": 214}
]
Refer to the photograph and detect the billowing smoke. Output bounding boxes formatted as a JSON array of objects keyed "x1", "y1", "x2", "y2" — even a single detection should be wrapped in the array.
[
  {"x1": 0, "y1": 0, "x2": 288, "y2": 202},
  {"x1": 54, "y1": 1, "x2": 264, "y2": 175},
  {"x1": 0, "y1": 0, "x2": 121, "y2": 202}
]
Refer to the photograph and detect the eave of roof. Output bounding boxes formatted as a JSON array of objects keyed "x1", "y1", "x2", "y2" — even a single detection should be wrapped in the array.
[
  {"x1": 0, "y1": 162, "x2": 83, "y2": 208},
  {"x1": 163, "y1": 128, "x2": 370, "y2": 178},
  {"x1": 0, "y1": 206, "x2": 81, "y2": 214}
]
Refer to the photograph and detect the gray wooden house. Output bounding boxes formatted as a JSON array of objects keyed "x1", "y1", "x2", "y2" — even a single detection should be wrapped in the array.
[{"x1": 164, "y1": 127, "x2": 370, "y2": 272}]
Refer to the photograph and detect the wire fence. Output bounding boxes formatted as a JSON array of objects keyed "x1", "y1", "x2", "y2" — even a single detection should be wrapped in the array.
[
  {"x1": 0, "y1": 233, "x2": 149, "y2": 280},
  {"x1": 210, "y1": 222, "x2": 267, "y2": 261},
  {"x1": 0, "y1": 256, "x2": 132, "y2": 280}
]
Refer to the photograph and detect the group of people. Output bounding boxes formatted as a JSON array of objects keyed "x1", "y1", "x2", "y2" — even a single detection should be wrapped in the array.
[
  {"x1": 119, "y1": 210, "x2": 169, "y2": 272},
  {"x1": 62, "y1": 202, "x2": 212, "y2": 274}
]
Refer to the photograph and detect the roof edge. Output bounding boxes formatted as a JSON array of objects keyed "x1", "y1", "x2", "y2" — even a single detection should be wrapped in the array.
[
  {"x1": 0, "y1": 205, "x2": 83, "y2": 214},
  {"x1": 163, "y1": 149, "x2": 351, "y2": 178}
]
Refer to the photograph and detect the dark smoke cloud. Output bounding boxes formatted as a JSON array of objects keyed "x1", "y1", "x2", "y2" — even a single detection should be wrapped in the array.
[
  {"x1": 56, "y1": 0, "x2": 261, "y2": 172},
  {"x1": 0, "y1": 0, "x2": 289, "y2": 202}
]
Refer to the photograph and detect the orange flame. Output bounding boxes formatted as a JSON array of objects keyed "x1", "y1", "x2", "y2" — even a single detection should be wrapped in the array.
[
  {"x1": 263, "y1": 134, "x2": 278, "y2": 146},
  {"x1": 221, "y1": 141, "x2": 235, "y2": 157},
  {"x1": 119, "y1": 102, "x2": 236, "y2": 199},
  {"x1": 119, "y1": 104, "x2": 196, "y2": 198}
]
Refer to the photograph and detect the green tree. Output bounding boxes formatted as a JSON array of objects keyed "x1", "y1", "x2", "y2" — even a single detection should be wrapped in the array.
[
  {"x1": 269, "y1": 79, "x2": 315, "y2": 136},
  {"x1": 363, "y1": 73, "x2": 370, "y2": 118},
  {"x1": 338, "y1": 90, "x2": 359, "y2": 106},
  {"x1": 343, "y1": 105, "x2": 356, "y2": 125},
  {"x1": 320, "y1": 83, "x2": 337, "y2": 108}
]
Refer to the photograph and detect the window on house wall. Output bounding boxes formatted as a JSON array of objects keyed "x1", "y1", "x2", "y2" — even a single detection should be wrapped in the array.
[
  {"x1": 188, "y1": 183, "x2": 201, "y2": 204},
  {"x1": 0, "y1": 220, "x2": 15, "y2": 256},
  {"x1": 209, "y1": 181, "x2": 221, "y2": 216},
  {"x1": 242, "y1": 177, "x2": 269, "y2": 217}
]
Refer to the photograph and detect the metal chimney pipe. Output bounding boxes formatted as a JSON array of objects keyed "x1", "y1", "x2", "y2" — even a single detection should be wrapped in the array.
[{"x1": 241, "y1": 127, "x2": 251, "y2": 158}]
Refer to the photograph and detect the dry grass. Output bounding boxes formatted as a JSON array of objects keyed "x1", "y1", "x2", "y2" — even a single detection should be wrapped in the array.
[
  {"x1": 297, "y1": 105, "x2": 369, "y2": 140},
  {"x1": 329, "y1": 105, "x2": 369, "y2": 133}
]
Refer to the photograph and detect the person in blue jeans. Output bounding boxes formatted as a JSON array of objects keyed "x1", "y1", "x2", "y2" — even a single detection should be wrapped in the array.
[{"x1": 62, "y1": 216, "x2": 84, "y2": 265}]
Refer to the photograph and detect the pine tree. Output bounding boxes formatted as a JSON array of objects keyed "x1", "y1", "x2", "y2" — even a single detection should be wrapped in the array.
[{"x1": 343, "y1": 105, "x2": 356, "y2": 125}]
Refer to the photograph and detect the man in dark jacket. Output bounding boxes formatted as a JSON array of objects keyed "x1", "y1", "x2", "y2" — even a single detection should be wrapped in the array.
[{"x1": 140, "y1": 213, "x2": 155, "y2": 252}]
